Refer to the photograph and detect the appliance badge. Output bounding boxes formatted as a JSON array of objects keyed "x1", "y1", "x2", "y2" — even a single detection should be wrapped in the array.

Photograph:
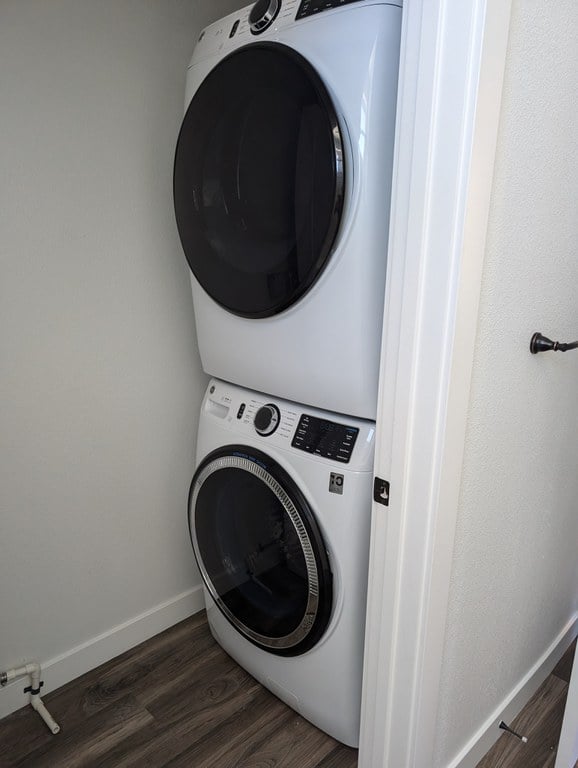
[{"x1": 329, "y1": 473, "x2": 344, "y2": 495}]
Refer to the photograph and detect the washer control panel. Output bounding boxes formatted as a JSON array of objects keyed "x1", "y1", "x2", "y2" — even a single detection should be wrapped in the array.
[
  {"x1": 203, "y1": 380, "x2": 374, "y2": 469},
  {"x1": 291, "y1": 414, "x2": 358, "y2": 463},
  {"x1": 296, "y1": 0, "x2": 363, "y2": 20}
]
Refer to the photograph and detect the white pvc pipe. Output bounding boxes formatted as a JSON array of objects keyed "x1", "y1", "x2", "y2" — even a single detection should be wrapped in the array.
[
  {"x1": 0, "y1": 662, "x2": 60, "y2": 734},
  {"x1": 31, "y1": 696, "x2": 60, "y2": 735}
]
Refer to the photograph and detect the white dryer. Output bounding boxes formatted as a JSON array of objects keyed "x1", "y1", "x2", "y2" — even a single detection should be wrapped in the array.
[
  {"x1": 174, "y1": 0, "x2": 402, "y2": 420},
  {"x1": 188, "y1": 379, "x2": 376, "y2": 746}
]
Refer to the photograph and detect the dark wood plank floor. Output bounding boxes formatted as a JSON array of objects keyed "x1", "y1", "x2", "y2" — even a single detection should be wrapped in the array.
[
  {"x1": 476, "y1": 639, "x2": 577, "y2": 768},
  {"x1": 0, "y1": 615, "x2": 574, "y2": 768},
  {"x1": 0, "y1": 612, "x2": 357, "y2": 768}
]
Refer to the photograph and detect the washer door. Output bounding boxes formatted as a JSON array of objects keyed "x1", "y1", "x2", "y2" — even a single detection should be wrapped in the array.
[
  {"x1": 188, "y1": 446, "x2": 333, "y2": 656},
  {"x1": 173, "y1": 43, "x2": 345, "y2": 318}
]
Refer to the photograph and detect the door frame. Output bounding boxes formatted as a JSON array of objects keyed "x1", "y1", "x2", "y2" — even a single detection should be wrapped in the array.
[
  {"x1": 554, "y1": 647, "x2": 578, "y2": 768},
  {"x1": 359, "y1": 1, "x2": 513, "y2": 766}
]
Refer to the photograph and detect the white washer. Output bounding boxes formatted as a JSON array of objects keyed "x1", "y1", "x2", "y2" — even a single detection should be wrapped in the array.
[
  {"x1": 189, "y1": 379, "x2": 376, "y2": 746},
  {"x1": 174, "y1": 0, "x2": 402, "y2": 420}
]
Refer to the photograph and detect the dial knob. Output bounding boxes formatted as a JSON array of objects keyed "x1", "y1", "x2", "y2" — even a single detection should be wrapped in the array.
[
  {"x1": 249, "y1": 0, "x2": 281, "y2": 35},
  {"x1": 254, "y1": 404, "x2": 281, "y2": 436}
]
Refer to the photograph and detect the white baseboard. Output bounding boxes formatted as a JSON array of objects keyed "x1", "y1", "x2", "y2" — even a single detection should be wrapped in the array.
[
  {"x1": 0, "y1": 584, "x2": 205, "y2": 720},
  {"x1": 448, "y1": 613, "x2": 578, "y2": 768}
]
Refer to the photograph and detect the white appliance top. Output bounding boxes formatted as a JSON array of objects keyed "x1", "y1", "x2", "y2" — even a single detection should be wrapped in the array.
[
  {"x1": 201, "y1": 379, "x2": 376, "y2": 473},
  {"x1": 190, "y1": 0, "x2": 402, "y2": 67}
]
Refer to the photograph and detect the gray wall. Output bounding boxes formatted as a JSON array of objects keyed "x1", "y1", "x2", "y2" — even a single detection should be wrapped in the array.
[
  {"x1": 0, "y1": 0, "x2": 244, "y2": 714},
  {"x1": 434, "y1": 1, "x2": 578, "y2": 764}
]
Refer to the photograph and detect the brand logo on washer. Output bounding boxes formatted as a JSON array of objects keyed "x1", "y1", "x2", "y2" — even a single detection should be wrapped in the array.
[{"x1": 329, "y1": 473, "x2": 344, "y2": 495}]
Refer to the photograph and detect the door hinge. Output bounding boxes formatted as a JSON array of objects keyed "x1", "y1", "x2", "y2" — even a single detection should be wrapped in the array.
[{"x1": 373, "y1": 477, "x2": 390, "y2": 506}]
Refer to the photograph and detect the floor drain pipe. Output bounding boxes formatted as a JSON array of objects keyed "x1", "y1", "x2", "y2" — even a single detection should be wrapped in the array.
[{"x1": 0, "y1": 663, "x2": 60, "y2": 734}]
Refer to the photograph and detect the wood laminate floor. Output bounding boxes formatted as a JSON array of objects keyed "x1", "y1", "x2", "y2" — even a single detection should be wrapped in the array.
[
  {"x1": 0, "y1": 612, "x2": 357, "y2": 768},
  {"x1": 0, "y1": 614, "x2": 575, "y2": 768},
  {"x1": 475, "y1": 638, "x2": 577, "y2": 768}
]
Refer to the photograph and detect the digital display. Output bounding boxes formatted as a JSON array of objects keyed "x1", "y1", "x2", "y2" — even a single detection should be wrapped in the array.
[
  {"x1": 291, "y1": 414, "x2": 358, "y2": 462},
  {"x1": 296, "y1": 0, "x2": 364, "y2": 21}
]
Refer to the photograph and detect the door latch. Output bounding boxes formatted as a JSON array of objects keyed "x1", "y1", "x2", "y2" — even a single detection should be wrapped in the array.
[{"x1": 373, "y1": 477, "x2": 390, "y2": 506}]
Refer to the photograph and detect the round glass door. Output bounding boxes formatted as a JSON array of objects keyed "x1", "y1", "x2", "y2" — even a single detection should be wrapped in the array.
[
  {"x1": 173, "y1": 43, "x2": 345, "y2": 318},
  {"x1": 188, "y1": 447, "x2": 333, "y2": 656}
]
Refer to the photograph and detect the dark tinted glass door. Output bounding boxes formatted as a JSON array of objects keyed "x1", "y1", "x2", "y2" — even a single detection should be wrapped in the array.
[
  {"x1": 174, "y1": 43, "x2": 345, "y2": 318},
  {"x1": 189, "y1": 447, "x2": 333, "y2": 656}
]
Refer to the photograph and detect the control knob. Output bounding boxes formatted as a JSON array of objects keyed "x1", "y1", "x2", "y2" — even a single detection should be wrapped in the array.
[
  {"x1": 249, "y1": 0, "x2": 281, "y2": 35},
  {"x1": 254, "y1": 404, "x2": 281, "y2": 436}
]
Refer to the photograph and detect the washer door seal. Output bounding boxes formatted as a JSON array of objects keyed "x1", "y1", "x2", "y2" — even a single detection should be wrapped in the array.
[
  {"x1": 174, "y1": 43, "x2": 345, "y2": 318},
  {"x1": 188, "y1": 446, "x2": 333, "y2": 656}
]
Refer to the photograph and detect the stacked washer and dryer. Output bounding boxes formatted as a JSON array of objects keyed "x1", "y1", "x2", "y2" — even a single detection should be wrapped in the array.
[{"x1": 173, "y1": 0, "x2": 401, "y2": 748}]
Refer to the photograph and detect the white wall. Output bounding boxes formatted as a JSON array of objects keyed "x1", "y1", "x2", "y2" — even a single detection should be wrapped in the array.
[
  {"x1": 0, "y1": 0, "x2": 244, "y2": 717},
  {"x1": 434, "y1": 1, "x2": 578, "y2": 764}
]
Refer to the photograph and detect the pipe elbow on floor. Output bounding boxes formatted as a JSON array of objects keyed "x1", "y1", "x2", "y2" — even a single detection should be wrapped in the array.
[{"x1": 0, "y1": 661, "x2": 60, "y2": 735}]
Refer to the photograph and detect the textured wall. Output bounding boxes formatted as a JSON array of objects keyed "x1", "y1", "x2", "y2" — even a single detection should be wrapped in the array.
[
  {"x1": 434, "y1": 1, "x2": 578, "y2": 764},
  {"x1": 0, "y1": 0, "x2": 243, "y2": 690}
]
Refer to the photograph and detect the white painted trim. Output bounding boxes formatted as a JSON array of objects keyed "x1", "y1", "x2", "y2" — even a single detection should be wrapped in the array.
[
  {"x1": 359, "y1": 1, "x2": 513, "y2": 767},
  {"x1": 555, "y1": 622, "x2": 578, "y2": 768},
  {"x1": 0, "y1": 585, "x2": 204, "y2": 719},
  {"x1": 451, "y1": 614, "x2": 578, "y2": 768}
]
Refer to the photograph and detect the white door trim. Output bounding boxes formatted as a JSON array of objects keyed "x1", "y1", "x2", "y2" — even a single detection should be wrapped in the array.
[
  {"x1": 555, "y1": 643, "x2": 578, "y2": 768},
  {"x1": 359, "y1": 2, "x2": 513, "y2": 766}
]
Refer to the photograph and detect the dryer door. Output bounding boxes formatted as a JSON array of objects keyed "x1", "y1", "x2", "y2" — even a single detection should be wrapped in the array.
[
  {"x1": 173, "y1": 43, "x2": 345, "y2": 319},
  {"x1": 188, "y1": 446, "x2": 333, "y2": 656}
]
